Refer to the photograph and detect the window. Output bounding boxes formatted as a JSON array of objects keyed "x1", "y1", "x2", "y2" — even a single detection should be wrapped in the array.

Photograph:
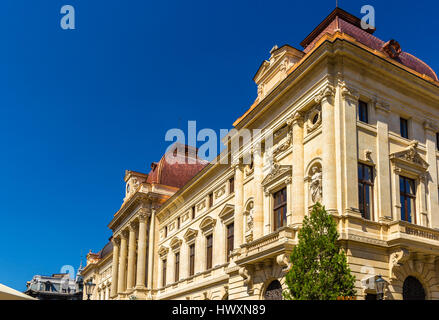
[
  {"x1": 436, "y1": 133, "x2": 439, "y2": 151},
  {"x1": 177, "y1": 217, "x2": 180, "y2": 229},
  {"x1": 189, "y1": 244, "x2": 195, "y2": 276},
  {"x1": 174, "y1": 252, "x2": 180, "y2": 282},
  {"x1": 358, "y1": 163, "x2": 374, "y2": 220},
  {"x1": 162, "y1": 259, "x2": 167, "y2": 287},
  {"x1": 164, "y1": 226, "x2": 168, "y2": 238},
  {"x1": 206, "y1": 234, "x2": 213, "y2": 270},
  {"x1": 208, "y1": 193, "x2": 213, "y2": 208},
  {"x1": 400, "y1": 176, "x2": 416, "y2": 223},
  {"x1": 226, "y1": 223, "x2": 234, "y2": 262},
  {"x1": 273, "y1": 188, "x2": 287, "y2": 230},
  {"x1": 191, "y1": 206, "x2": 196, "y2": 219},
  {"x1": 400, "y1": 117, "x2": 409, "y2": 139},
  {"x1": 229, "y1": 177, "x2": 235, "y2": 194},
  {"x1": 358, "y1": 101, "x2": 368, "y2": 123}
]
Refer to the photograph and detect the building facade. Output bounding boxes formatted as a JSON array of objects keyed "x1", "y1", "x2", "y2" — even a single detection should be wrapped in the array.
[
  {"x1": 82, "y1": 8, "x2": 439, "y2": 300},
  {"x1": 25, "y1": 272, "x2": 83, "y2": 300}
]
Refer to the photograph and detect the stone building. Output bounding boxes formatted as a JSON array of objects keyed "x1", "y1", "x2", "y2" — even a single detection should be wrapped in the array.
[
  {"x1": 25, "y1": 271, "x2": 83, "y2": 300},
  {"x1": 81, "y1": 8, "x2": 439, "y2": 300}
]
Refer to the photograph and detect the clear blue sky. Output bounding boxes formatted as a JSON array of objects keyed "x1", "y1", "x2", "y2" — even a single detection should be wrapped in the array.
[{"x1": 0, "y1": 0, "x2": 437, "y2": 291}]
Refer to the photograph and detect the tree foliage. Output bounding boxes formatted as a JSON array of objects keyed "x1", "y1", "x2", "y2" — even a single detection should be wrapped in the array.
[{"x1": 284, "y1": 203, "x2": 356, "y2": 300}]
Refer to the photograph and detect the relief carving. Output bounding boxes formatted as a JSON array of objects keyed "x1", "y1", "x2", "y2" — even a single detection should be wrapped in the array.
[{"x1": 309, "y1": 165, "x2": 322, "y2": 204}]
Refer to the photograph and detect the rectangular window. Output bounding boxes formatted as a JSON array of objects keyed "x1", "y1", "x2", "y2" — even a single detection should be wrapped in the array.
[
  {"x1": 189, "y1": 244, "x2": 195, "y2": 276},
  {"x1": 229, "y1": 177, "x2": 235, "y2": 194},
  {"x1": 208, "y1": 193, "x2": 213, "y2": 208},
  {"x1": 400, "y1": 117, "x2": 409, "y2": 139},
  {"x1": 273, "y1": 188, "x2": 287, "y2": 231},
  {"x1": 162, "y1": 259, "x2": 167, "y2": 287},
  {"x1": 177, "y1": 217, "x2": 180, "y2": 229},
  {"x1": 164, "y1": 226, "x2": 167, "y2": 238},
  {"x1": 436, "y1": 133, "x2": 439, "y2": 151},
  {"x1": 226, "y1": 223, "x2": 234, "y2": 262},
  {"x1": 400, "y1": 176, "x2": 416, "y2": 223},
  {"x1": 191, "y1": 206, "x2": 196, "y2": 219},
  {"x1": 358, "y1": 163, "x2": 374, "y2": 220},
  {"x1": 174, "y1": 252, "x2": 180, "y2": 282},
  {"x1": 206, "y1": 234, "x2": 213, "y2": 270},
  {"x1": 358, "y1": 101, "x2": 369, "y2": 123}
]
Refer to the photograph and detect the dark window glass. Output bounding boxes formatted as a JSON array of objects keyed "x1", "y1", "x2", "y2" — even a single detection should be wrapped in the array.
[
  {"x1": 400, "y1": 117, "x2": 409, "y2": 139},
  {"x1": 164, "y1": 226, "x2": 167, "y2": 238},
  {"x1": 206, "y1": 235, "x2": 213, "y2": 270},
  {"x1": 189, "y1": 244, "x2": 195, "y2": 276},
  {"x1": 209, "y1": 193, "x2": 213, "y2": 208},
  {"x1": 177, "y1": 217, "x2": 180, "y2": 229},
  {"x1": 358, "y1": 163, "x2": 374, "y2": 220},
  {"x1": 174, "y1": 252, "x2": 180, "y2": 282},
  {"x1": 358, "y1": 101, "x2": 369, "y2": 123},
  {"x1": 436, "y1": 133, "x2": 439, "y2": 151},
  {"x1": 229, "y1": 177, "x2": 235, "y2": 194},
  {"x1": 162, "y1": 259, "x2": 167, "y2": 287},
  {"x1": 226, "y1": 223, "x2": 234, "y2": 262},
  {"x1": 273, "y1": 188, "x2": 287, "y2": 230},
  {"x1": 191, "y1": 206, "x2": 196, "y2": 219},
  {"x1": 400, "y1": 176, "x2": 416, "y2": 223}
]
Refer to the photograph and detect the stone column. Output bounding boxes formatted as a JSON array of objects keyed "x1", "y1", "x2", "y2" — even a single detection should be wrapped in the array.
[
  {"x1": 110, "y1": 237, "x2": 120, "y2": 298},
  {"x1": 117, "y1": 230, "x2": 128, "y2": 294},
  {"x1": 340, "y1": 84, "x2": 360, "y2": 213},
  {"x1": 253, "y1": 148, "x2": 264, "y2": 239},
  {"x1": 136, "y1": 212, "x2": 148, "y2": 288},
  {"x1": 291, "y1": 112, "x2": 305, "y2": 225},
  {"x1": 375, "y1": 102, "x2": 392, "y2": 221},
  {"x1": 147, "y1": 209, "x2": 156, "y2": 289},
  {"x1": 424, "y1": 121, "x2": 439, "y2": 228},
  {"x1": 317, "y1": 85, "x2": 337, "y2": 212},
  {"x1": 126, "y1": 222, "x2": 137, "y2": 290},
  {"x1": 233, "y1": 163, "x2": 244, "y2": 249}
]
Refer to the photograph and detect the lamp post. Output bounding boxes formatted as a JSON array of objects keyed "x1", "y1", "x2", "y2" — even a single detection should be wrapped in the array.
[
  {"x1": 85, "y1": 279, "x2": 96, "y2": 300},
  {"x1": 375, "y1": 275, "x2": 385, "y2": 300}
]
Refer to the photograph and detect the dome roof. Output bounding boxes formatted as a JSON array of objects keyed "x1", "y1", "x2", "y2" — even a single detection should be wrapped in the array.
[
  {"x1": 301, "y1": 8, "x2": 438, "y2": 81},
  {"x1": 98, "y1": 241, "x2": 113, "y2": 259},
  {"x1": 146, "y1": 143, "x2": 208, "y2": 189}
]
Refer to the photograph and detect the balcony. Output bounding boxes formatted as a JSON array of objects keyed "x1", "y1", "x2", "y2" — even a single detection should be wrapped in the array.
[{"x1": 387, "y1": 220, "x2": 439, "y2": 248}]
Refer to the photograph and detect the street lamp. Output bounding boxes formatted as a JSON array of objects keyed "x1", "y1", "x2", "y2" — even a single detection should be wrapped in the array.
[
  {"x1": 375, "y1": 275, "x2": 385, "y2": 300},
  {"x1": 84, "y1": 279, "x2": 96, "y2": 300}
]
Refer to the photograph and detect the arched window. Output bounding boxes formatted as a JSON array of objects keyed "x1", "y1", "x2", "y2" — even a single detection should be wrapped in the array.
[
  {"x1": 264, "y1": 280, "x2": 283, "y2": 300},
  {"x1": 403, "y1": 276, "x2": 425, "y2": 300}
]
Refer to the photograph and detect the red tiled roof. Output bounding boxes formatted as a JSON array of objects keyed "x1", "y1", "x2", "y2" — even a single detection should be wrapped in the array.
[
  {"x1": 146, "y1": 143, "x2": 208, "y2": 189},
  {"x1": 302, "y1": 8, "x2": 438, "y2": 81}
]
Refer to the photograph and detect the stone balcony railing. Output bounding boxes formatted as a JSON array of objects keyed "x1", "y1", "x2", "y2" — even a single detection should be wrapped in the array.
[
  {"x1": 236, "y1": 226, "x2": 297, "y2": 265},
  {"x1": 387, "y1": 220, "x2": 439, "y2": 245}
]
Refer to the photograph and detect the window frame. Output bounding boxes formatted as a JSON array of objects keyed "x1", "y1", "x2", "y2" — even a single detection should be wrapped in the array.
[
  {"x1": 226, "y1": 223, "x2": 234, "y2": 262},
  {"x1": 189, "y1": 244, "x2": 195, "y2": 277},
  {"x1": 174, "y1": 252, "x2": 180, "y2": 283},
  {"x1": 273, "y1": 187, "x2": 287, "y2": 231},
  {"x1": 229, "y1": 177, "x2": 235, "y2": 194},
  {"x1": 206, "y1": 234, "x2": 213, "y2": 270},
  {"x1": 162, "y1": 259, "x2": 167, "y2": 287},
  {"x1": 400, "y1": 117, "x2": 409, "y2": 139},
  {"x1": 358, "y1": 100, "x2": 369, "y2": 123},
  {"x1": 358, "y1": 163, "x2": 374, "y2": 220},
  {"x1": 399, "y1": 176, "x2": 417, "y2": 224}
]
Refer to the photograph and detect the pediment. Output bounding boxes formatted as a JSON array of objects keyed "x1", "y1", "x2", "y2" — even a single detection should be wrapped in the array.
[
  {"x1": 218, "y1": 204, "x2": 235, "y2": 221},
  {"x1": 183, "y1": 228, "x2": 198, "y2": 242},
  {"x1": 390, "y1": 142, "x2": 429, "y2": 170},
  {"x1": 169, "y1": 237, "x2": 182, "y2": 250},
  {"x1": 158, "y1": 245, "x2": 169, "y2": 257},
  {"x1": 262, "y1": 163, "x2": 292, "y2": 187},
  {"x1": 199, "y1": 216, "x2": 217, "y2": 232}
]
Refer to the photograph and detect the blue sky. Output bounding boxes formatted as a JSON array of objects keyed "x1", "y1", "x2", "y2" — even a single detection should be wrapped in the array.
[{"x1": 0, "y1": 0, "x2": 438, "y2": 291}]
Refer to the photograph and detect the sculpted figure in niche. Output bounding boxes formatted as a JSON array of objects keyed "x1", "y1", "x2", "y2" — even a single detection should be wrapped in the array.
[
  {"x1": 246, "y1": 202, "x2": 254, "y2": 232},
  {"x1": 310, "y1": 166, "x2": 322, "y2": 203}
]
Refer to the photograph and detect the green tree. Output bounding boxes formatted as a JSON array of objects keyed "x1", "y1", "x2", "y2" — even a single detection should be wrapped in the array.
[{"x1": 284, "y1": 203, "x2": 356, "y2": 300}]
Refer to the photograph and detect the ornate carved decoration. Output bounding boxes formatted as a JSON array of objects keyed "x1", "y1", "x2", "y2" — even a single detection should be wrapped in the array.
[
  {"x1": 340, "y1": 83, "x2": 359, "y2": 102},
  {"x1": 364, "y1": 150, "x2": 373, "y2": 163},
  {"x1": 305, "y1": 105, "x2": 322, "y2": 134},
  {"x1": 389, "y1": 248, "x2": 410, "y2": 280},
  {"x1": 382, "y1": 39, "x2": 402, "y2": 59},
  {"x1": 390, "y1": 141, "x2": 429, "y2": 170},
  {"x1": 262, "y1": 161, "x2": 292, "y2": 187},
  {"x1": 272, "y1": 117, "x2": 294, "y2": 157},
  {"x1": 158, "y1": 245, "x2": 169, "y2": 257},
  {"x1": 218, "y1": 204, "x2": 235, "y2": 221},
  {"x1": 197, "y1": 200, "x2": 206, "y2": 211},
  {"x1": 214, "y1": 185, "x2": 226, "y2": 199},
  {"x1": 169, "y1": 237, "x2": 183, "y2": 250},
  {"x1": 424, "y1": 120, "x2": 439, "y2": 133},
  {"x1": 239, "y1": 266, "x2": 254, "y2": 294},
  {"x1": 276, "y1": 253, "x2": 291, "y2": 272},
  {"x1": 199, "y1": 216, "x2": 217, "y2": 233}
]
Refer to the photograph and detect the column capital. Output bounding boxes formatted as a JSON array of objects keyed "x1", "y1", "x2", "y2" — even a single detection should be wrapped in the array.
[
  {"x1": 340, "y1": 83, "x2": 359, "y2": 103},
  {"x1": 314, "y1": 84, "x2": 336, "y2": 104},
  {"x1": 290, "y1": 111, "x2": 304, "y2": 127},
  {"x1": 120, "y1": 229, "x2": 129, "y2": 239},
  {"x1": 112, "y1": 237, "x2": 120, "y2": 246},
  {"x1": 128, "y1": 221, "x2": 138, "y2": 232},
  {"x1": 424, "y1": 120, "x2": 438, "y2": 134}
]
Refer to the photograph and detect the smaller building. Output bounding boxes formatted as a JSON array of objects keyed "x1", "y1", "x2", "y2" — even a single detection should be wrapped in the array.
[{"x1": 25, "y1": 270, "x2": 84, "y2": 300}]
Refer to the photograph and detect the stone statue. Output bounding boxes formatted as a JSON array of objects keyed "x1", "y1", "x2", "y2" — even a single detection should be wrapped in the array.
[
  {"x1": 247, "y1": 203, "x2": 254, "y2": 232},
  {"x1": 310, "y1": 166, "x2": 322, "y2": 203}
]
